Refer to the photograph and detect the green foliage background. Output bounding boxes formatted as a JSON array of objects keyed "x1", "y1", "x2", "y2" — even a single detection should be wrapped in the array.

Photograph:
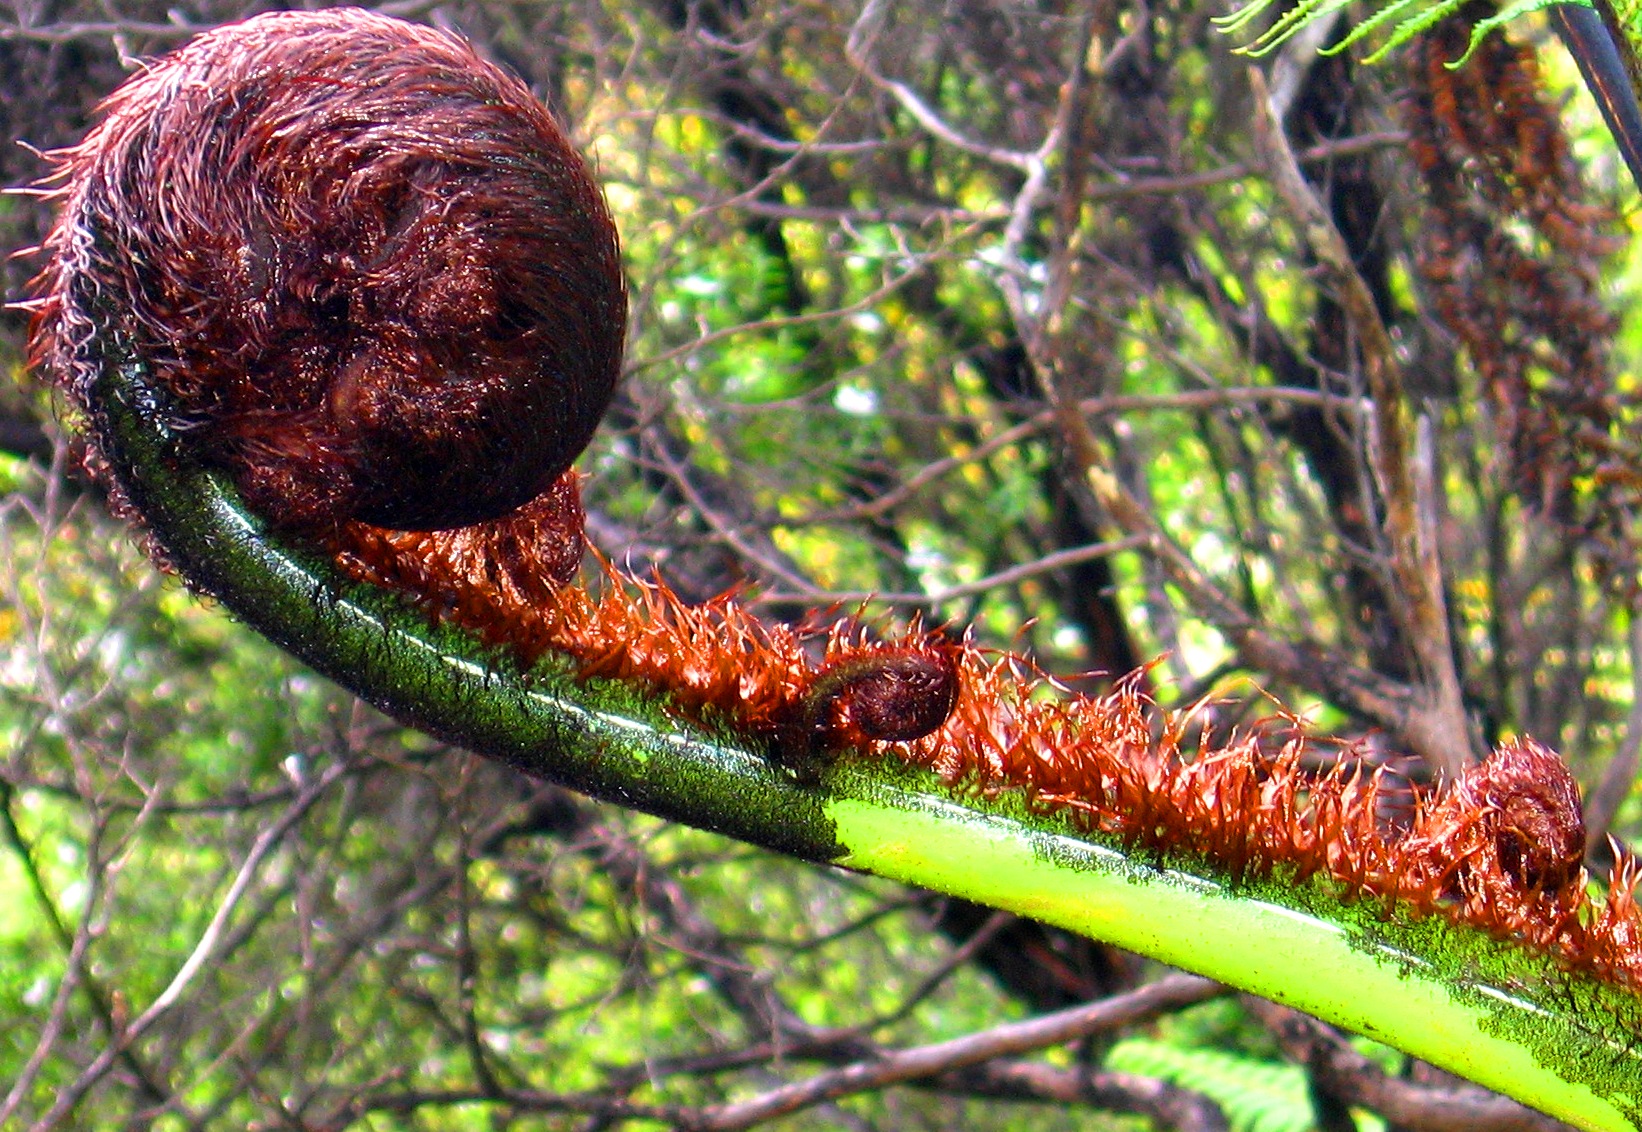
[{"x1": 3, "y1": 0, "x2": 1641, "y2": 1128}]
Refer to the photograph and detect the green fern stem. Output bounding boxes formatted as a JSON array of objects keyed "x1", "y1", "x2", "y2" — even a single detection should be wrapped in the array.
[{"x1": 93, "y1": 341, "x2": 1642, "y2": 1132}]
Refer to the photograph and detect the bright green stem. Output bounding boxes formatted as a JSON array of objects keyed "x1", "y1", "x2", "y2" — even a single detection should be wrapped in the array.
[{"x1": 93, "y1": 347, "x2": 1642, "y2": 1131}]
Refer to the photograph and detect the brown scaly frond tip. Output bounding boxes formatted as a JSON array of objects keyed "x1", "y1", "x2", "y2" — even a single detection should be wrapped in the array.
[
  {"x1": 23, "y1": 6, "x2": 961, "y2": 758},
  {"x1": 28, "y1": 7, "x2": 625, "y2": 536},
  {"x1": 1407, "y1": 14, "x2": 1637, "y2": 581}
]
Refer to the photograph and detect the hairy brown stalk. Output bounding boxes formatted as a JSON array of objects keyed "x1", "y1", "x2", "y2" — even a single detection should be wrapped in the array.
[{"x1": 1407, "y1": 7, "x2": 1637, "y2": 581}]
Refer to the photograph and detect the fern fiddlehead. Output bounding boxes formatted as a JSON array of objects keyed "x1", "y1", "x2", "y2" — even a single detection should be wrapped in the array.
[{"x1": 27, "y1": 9, "x2": 1642, "y2": 1129}]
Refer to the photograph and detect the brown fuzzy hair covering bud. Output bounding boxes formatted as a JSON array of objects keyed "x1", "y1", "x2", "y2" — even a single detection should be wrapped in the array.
[{"x1": 30, "y1": 7, "x2": 626, "y2": 534}]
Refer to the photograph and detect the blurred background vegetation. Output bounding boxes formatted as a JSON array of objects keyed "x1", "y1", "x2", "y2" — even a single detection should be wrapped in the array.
[{"x1": 1, "y1": 0, "x2": 1638, "y2": 1127}]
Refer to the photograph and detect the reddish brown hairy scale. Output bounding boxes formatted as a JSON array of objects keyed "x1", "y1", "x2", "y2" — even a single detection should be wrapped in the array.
[
  {"x1": 905, "y1": 670, "x2": 1642, "y2": 987},
  {"x1": 26, "y1": 8, "x2": 1642, "y2": 994},
  {"x1": 1405, "y1": 14, "x2": 1635, "y2": 577}
]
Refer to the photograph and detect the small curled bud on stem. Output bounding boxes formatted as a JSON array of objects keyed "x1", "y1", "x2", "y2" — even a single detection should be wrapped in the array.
[
  {"x1": 1400, "y1": 740, "x2": 1589, "y2": 931},
  {"x1": 779, "y1": 638, "x2": 962, "y2": 775}
]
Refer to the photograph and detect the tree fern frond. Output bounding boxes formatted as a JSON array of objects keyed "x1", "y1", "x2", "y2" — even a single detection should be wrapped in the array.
[
  {"x1": 1217, "y1": 0, "x2": 1357, "y2": 55},
  {"x1": 1330, "y1": 0, "x2": 1460, "y2": 58},
  {"x1": 1385, "y1": 0, "x2": 1576, "y2": 63},
  {"x1": 1212, "y1": 0, "x2": 1290, "y2": 38},
  {"x1": 1219, "y1": 0, "x2": 1593, "y2": 61},
  {"x1": 1107, "y1": 1039, "x2": 1315, "y2": 1132}
]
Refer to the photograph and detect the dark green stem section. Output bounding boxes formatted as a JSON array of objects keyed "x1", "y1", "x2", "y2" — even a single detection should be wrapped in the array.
[
  {"x1": 1556, "y1": 1, "x2": 1642, "y2": 193},
  {"x1": 94, "y1": 348, "x2": 1642, "y2": 1131},
  {"x1": 93, "y1": 351, "x2": 838, "y2": 863}
]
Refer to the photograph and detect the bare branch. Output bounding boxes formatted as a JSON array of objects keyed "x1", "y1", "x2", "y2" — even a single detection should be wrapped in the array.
[
  {"x1": 693, "y1": 974, "x2": 1223, "y2": 1130},
  {"x1": 754, "y1": 535, "x2": 1147, "y2": 607},
  {"x1": 1246, "y1": 999, "x2": 1574, "y2": 1132},
  {"x1": 1247, "y1": 66, "x2": 1475, "y2": 776},
  {"x1": 844, "y1": 0, "x2": 1042, "y2": 172},
  {"x1": 29, "y1": 758, "x2": 354, "y2": 1131}
]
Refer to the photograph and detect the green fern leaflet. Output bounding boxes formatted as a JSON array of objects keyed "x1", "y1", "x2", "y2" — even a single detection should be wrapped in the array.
[{"x1": 1216, "y1": 0, "x2": 1590, "y2": 64}]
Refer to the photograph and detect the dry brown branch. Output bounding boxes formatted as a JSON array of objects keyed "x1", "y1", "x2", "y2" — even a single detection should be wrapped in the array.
[
  {"x1": 26, "y1": 755, "x2": 357, "y2": 1130},
  {"x1": 692, "y1": 974, "x2": 1223, "y2": 1131},
  {"x1": 1245, "y1": 998, "x2": 1575, "y2": 1132},
  {"x1": 1247, "y1": 65, "x2": 1475, "y2": 776}
]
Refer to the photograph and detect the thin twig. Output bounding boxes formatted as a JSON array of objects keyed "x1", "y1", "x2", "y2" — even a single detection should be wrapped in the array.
[
  {"x1": 693, "y1": 974, "x2": 1223, "y2": 1131},
  {"x1": 802, "y1": 387, "x2": 1357, "y2": 527},
  {"x1": 844, "y1": 0, "x2": 1041, "y2": 172},
  {"x1": 1584, "y1": 611, "x2": 1642, "y2": 854},
  {"x1": 29, "y1": 758, "x2": 353, "y2": 1132},
  {"x1": 753, "y1": 535, "x2": 1148, "y2": 607}
]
